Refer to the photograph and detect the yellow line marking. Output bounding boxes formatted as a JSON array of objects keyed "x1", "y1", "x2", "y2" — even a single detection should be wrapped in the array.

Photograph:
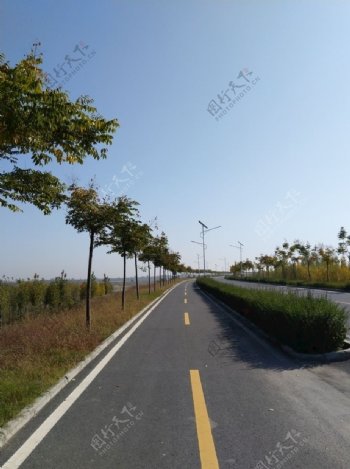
[
  {"x1": 184, "y1": 298, "x2": 187, "y2": 304},
  {"x1": 184, "y1": 312, "x2": 190, "y2": 325},
  {"x1": 190, "y1": 370, "x2": 219, "y2": 469}
]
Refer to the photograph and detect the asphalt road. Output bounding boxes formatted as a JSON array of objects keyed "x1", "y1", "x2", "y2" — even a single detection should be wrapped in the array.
[
  {"x1": 1, "y1": 281, "x2": 350, "y2": 468},
  {"x1": 215, "y1": 276, "x2": 350, "y2": 333}
]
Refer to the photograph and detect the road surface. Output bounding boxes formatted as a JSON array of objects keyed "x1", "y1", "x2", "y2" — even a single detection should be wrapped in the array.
[{"x1": 1, "y1": 281, "x2": 350, "y2": 468}]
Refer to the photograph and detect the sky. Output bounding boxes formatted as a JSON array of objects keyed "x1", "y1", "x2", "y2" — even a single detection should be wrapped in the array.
[{"x1": 1, "y1": 0, "x2": 350, "y2": 279}]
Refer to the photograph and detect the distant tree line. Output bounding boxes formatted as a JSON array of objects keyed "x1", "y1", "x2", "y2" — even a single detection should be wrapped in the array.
[{"x1": 230, "y1": 228, "x2": 350, "y2": 284}]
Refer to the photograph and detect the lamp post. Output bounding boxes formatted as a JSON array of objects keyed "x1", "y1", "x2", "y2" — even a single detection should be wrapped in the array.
[
  {"x1": 198, "y1": 221, "x2": 221, "y2": 276},
  {"x1": 230, "y1": 241, "x2": 244, "y2": 277},
  {"x1": 191, "y1": 241, "x2": 205, "y2": 276},
  {"x1": 196, "y1": 253, "x2": 200, "y2": 276}
]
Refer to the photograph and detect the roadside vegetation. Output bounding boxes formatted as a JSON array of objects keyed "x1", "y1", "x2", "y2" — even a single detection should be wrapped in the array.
[
  {"x1": 0, "y1": 271, "x2": 113, "y2": 326},
  {"x1": 227, "y1": 230, "x2": 350, "y2": 291},
  {"x1": 197, "y1": 277, "x2": 347, "y2": 354},
  {"x1": 0, "y1": 49, "x2": 189, "y2": 328},
  {"x1": 0, "y1": 281, "x2": 179, "y2": 428}
]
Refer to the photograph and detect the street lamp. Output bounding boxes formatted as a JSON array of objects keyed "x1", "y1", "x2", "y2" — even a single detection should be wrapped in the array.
[
  {"x1": 191, "y1": 241, "x2": 206, "y2": 276},
  {"x1": 195, "y1": 253, "x2": 201, "y2": 276},
  {"x1": 230, "y1": 241, "x2": 244, "y2": 277},
  {"x1": 198, "y1": 220, "x2": 221, "y2": 277}
]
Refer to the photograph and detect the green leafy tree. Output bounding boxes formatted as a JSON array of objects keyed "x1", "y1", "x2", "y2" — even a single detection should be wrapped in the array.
[
  {"x1": 258, "y1": 255, "x2": 275, "y2": 278},
  {"x1": 0, "y1": 50, "x2": 118, "y2": 213},
  {"x1": 129, "y1": 222, "x2": 152, "y2": 300},
  {"x1": 100, "y1": 197, "x2": 140, "y2": 310},
  {"x1": 318, "y1": 245, "x2": 337, "y2": 282},
  {"x1": 138, "y1": 232, "x2": 157, "y2": 294},
  {"x1": 275, "y1": 242, "x2": 290, "y2": 279},
  {"x1": 166, "y1": 251, "x2": 181, "y2": 280},
  {"x1": 0, "y1": 168, "x2": 66, "y2": 213},
  {"x1": 337, "y1": 227, "x2": 350, "y2": 265},
  {"x1": 65, "y1": 184, "x2": 112, "y2": 328},
  {"x1": 242, "y1": 259, "x2": 254, "y2": 275},
  {"x1": 293, "y1": 241, "x2": 317, "y2": 280},
  {"x1": 289, "y1": 243, "x2": 302, "y2": 279},
  {"x1": 152, "y1": 232, "x2": 169, "y2": 287}
]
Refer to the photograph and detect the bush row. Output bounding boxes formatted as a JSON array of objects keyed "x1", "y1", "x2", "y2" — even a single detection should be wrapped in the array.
[
  {"x1": 0, "y1": 274, "x2": 113, "y2": 325},
  {"x1": 197, "y1": 277, "x2": 347, "y2": 353}
]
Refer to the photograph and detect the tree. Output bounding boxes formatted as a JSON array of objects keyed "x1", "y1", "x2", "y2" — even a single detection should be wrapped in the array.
[
  {"x1": 318, "y1": 246, "x2": 337, "y2": 282},
  {"x1": 258, "y1": 255, "x2": 275, "y2": 278},
  {"x1": 152, "y1": 232, "x2": 169, "y2": 288},
  {"x1": 100, "y1": 197, "x2": 140, "y2": 310},
  {"x1": 65, "y1": 183, "x2": 111, "y2": 329},
  {"x1": 288, "y1": 243, "x2": 302, "y2": 279},
  {"x1": 242, "y1": 259, "x2": 254, "y2": 275},
  {"x1": 139, "y1": 233, "x2": 157, "y2": 294},
  {"x1": 129, "y1": 222, "x2": 151, "y2": 300},
  {"x1": 337, "y1": 227, "x2": 350, "y2": 265},
  {"x1": 0, "y1": 50, "x2": 118, "y2": 213},
  {"x1": 166, "y1": 251, "x2": 181, "y2": 280},
  {"x1": 275, "y1": 242, "x2": 289, "y2": 279},
  {"x1": 293, "y1": 241, "x2": 317, "y2": 281},
  {"x1": 0, "y1": 168, "x2": 66, "y2": 213}
]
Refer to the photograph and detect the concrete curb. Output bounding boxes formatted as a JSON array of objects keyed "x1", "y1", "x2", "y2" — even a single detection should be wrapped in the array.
[
  {"x1": 199, "y1": 287, "x2": 350, "y2": 364},
  {"x1": 280, "y1": 343, "x2": 350, "y2": 363},
  {"x1": 0, "y1": 282, "x2": 183, "y2": 449}
]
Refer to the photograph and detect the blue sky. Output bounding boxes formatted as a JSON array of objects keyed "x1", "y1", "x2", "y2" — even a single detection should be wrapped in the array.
[{"x1": 1, "y1": 0, "x2": 350, "y2": 278}]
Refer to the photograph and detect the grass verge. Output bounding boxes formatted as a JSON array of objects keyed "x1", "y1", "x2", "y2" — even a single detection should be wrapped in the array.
[
  {"x1": 198, "y1": 277, "x2": 347, "y2": 355},
  {"x1": 0, "y1": 282, "x2": 178, "y2": 428}
]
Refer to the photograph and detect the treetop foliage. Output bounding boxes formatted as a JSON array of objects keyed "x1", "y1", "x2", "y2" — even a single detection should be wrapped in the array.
[
  {"x1": 0, "y1": 51, "x2": 119, "y2": 165},
  {"x1": 0, "y1": 49, "x2": 119, "y2": 213}
]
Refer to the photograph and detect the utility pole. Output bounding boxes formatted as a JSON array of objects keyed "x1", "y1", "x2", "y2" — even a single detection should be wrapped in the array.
[{"x1": 199, "y1": 220, "x2": 208, "y2": 276}]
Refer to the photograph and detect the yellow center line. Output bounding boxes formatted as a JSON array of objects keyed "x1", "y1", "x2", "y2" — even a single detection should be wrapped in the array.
[
  {"x1": 184, "y1": 298, "x2": 187, "y2": 304},
  {"x1": 184, "y1": 312, "x2": 190, "y2": 325},
  {"x1": 190, "y1": 370, "x2": 219, "y2": 469}
]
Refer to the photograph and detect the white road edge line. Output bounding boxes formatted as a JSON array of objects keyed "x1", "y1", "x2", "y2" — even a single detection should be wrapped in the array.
[{"x1": 1, "y1": 283, "x2": 181, "y2": 469}]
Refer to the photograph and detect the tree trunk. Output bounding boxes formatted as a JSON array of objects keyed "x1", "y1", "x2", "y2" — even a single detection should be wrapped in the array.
[
  {"x1": 122, "y1": 252, "x2": 126, "y2": 310},
  {"x1": 86, "y1": 231, "x2": 94, "y2": 330},
  {"x1": 326, "y1": 261, "x2": 329, "y2": 282},
  {"x1": 153, "y1": 264, "x2": 156, "y2": 291},
  {"x1": 307, "y1": 261, "x2": 311, "y2": 280},
  {"x1": 159, "y1": 267, "x2": 162, "y2": 287},
  {"x1": 148, "y1": 261, "x2": 151, "y2": 294},
  {"x1": 134, "y1": 253, "x2": 139, "y2": 300}
]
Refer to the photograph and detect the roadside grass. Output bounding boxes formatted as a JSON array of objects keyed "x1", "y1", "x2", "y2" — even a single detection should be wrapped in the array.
[
  {"x1": 0, "y1": 282, "x2": 178, "y2": 428},
  {"x1": 224, "y1": 275, "x2": 350, "y2": 292},
  {"x1": 198, "y1": 277, "x2": 347, "y2": 355}
]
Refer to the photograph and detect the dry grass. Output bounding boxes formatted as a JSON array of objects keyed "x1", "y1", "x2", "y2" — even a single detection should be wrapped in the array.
[{"x1": 0, "y1": 282, "x2": 178, "y2": 427}]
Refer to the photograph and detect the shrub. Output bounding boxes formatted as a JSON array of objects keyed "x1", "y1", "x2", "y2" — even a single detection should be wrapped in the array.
[{"x1": 198, "y1": 277, "x2": 347, "y2": 353}]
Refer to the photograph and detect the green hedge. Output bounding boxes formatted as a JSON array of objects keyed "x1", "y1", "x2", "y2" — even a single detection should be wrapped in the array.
[{"x1": 198, "y1": 277, "x2": 347, "y2": 354}]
